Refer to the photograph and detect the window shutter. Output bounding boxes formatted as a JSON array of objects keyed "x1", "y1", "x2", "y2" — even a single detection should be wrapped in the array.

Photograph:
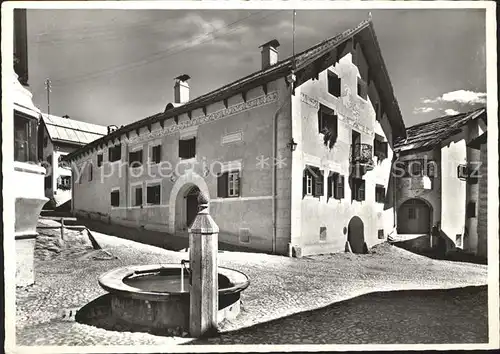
[
  {"x1": 135, "y1": 188, "x2": 142, "y2": 206},
  {"x1": 179, "y1": 140, "x2": 186, "y2": 159},
  {"x1": 217, "y1": 172, "x2": 228, "y2": 198},
  {"x1": 359, "y1": 180, "x2": 365, "y2": 201},
  {"x1": 303, "y1": 170, "x2": 308, "y2": 197},
  {"x1": 236, "y1": 172, "x2": 241, "y2": 197},
  {"x1": 314, "y1": 170, "x2": 324, "y2": 197},
  {"x1": 340, "y1": 175, "x2": 345, "y2": 198},
  {"x1": 327, "y1": 174, "x2": 333, "y2": 198}
]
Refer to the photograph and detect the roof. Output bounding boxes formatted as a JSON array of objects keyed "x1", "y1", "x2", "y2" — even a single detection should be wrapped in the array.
[
  {"x1": 64, "y1": 18, "x2": 405, "y2": 162},
  {"x1": 467, "y1": 131, "x2": 487, "y2": 149},
  {"x1": 394, "y1": 107, "x2": 486, "y2": 153},
  {"x1": 42, "y1": 113, "x2": 108, "y2": 146}
]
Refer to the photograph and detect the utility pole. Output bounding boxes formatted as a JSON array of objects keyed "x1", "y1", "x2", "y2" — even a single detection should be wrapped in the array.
[{"x1": 44, "y1": 78, "x2": 51, "y2": 116}]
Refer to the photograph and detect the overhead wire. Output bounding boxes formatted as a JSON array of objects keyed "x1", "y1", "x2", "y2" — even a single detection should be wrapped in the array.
[{"x1": 47, "y1": 10, "x2": 283, "y2": 88}]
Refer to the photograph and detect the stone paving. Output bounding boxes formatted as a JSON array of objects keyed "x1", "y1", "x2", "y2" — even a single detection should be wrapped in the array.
[
  {"x1": 188, "y1": 286, "x2": 488, "y2": 345},
  {"x1": 14, "y1": 227, "x2": 488, "y2": 346}
]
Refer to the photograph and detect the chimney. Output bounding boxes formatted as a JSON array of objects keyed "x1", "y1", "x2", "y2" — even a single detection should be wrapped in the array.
[
  {"x1": 260, "y1": 39, "x2": 280, "y2": 69},
  {"x1": 174, "y1": 74, "x2": 190, "y2": 104},
  {"x1": 107, "y1": 125, "x2": 118, "y2": 134}
]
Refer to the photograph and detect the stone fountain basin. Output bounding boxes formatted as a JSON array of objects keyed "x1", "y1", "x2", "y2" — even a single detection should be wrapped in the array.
[{"x1": 98, "y1": 264, "x2": 249, "y2": 334}]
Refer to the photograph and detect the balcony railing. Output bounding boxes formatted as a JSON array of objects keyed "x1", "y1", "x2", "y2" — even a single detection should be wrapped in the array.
[{"x1": 350, "y1": 143, "x2": 374, "y2": 176}]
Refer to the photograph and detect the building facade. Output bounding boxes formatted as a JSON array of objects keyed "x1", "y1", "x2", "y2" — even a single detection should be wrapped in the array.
[
  {"x1": 393, "y1": 108, "x2": 487, "y2": 258},
  {"x1": 12, "y1": 8, "x2": 48, "y2": 286},
  {"x1": 64, "y1": 19, "x2": 406, "y2": 257},
  {"x1": 38, "y1": 114, "x2": 107, "y2": 208}
]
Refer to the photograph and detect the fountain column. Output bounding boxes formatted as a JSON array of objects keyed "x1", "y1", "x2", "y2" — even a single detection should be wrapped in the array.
[{"x1": 188, "y1": 192, "x2": 219, "y2": 338}]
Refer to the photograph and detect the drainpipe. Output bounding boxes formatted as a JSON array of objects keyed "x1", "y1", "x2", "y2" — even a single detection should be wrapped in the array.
[
  {"x1": 271, "y1": 77, "x2": 294, "y2": 254},
  {"x1": 392, "y1": 151, "x2": 399, "y2": 233}
]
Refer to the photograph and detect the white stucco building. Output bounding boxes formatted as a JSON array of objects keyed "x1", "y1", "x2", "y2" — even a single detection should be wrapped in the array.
[
  {"x1": 64, "y1": 18, "x2": 407, "y2": 257},
  {"x1": 393, "y1": 108, "x2": 487, "y2": 259}
]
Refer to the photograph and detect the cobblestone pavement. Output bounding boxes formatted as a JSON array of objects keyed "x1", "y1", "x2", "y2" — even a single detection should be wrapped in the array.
[
  {"x1": 187, "y1": 286, "x2": 488, "y2": 345},
  {"x1": 14, "y1": 228, "x2": 488, "y2": 346}
]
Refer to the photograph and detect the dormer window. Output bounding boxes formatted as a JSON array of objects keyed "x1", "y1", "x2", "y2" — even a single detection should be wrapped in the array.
[{"x1": 327, "y1": 71, "x2": 341, "y2": 97}]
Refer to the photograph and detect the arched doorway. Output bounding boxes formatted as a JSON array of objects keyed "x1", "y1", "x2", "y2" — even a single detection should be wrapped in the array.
[
  {"x1": 174, "y1": 184, "x2": 200, "y2": 232},
  {"x1": 185, "y1": 185, "x2": 200, "y2": 229},
  {"x1": 397, "y1": 198, "x2": 431, "y2": 234},
  {"x1": 347, "y1": 216, "x2": 365, "y2": 254}
]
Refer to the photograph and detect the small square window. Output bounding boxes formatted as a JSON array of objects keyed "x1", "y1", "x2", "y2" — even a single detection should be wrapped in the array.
[
  {"x1": 328, "y1": 71, "x2": 341, "y2": 97},
  {"x1": 129, "y1": 150, "x2": 143, "y2": 167},
  {"x1": 151, "y1": 145, "x2": 162, "y2": 164},
  {"x1": 378, "y1": 229, "x2": 384, "y2": 239},
  {"x1": 179, "y1": 138, "x2": 196, "y2": 159},
  {"x1": 147, "y1": 184, "x2": 161, "y2": 205},
  {"x1": 109, "y1": 144, "x2": 122, "y2": 162},
  {"x1": 97, "y1": 154, "x2": 103, "y2": 167},
  {"x1": 357, "y1": 78, "x2": 368, "y2": 100},
  {"x1": 320, "y1": 226, "x2": 327, "y2": 241},
  {"x1": 375, "y1": 184, "x2": 386, "y2": 203}
]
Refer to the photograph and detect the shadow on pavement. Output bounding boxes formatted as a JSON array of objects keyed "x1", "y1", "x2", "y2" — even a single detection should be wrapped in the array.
[{"x1": 184, "y1": 285, "x2": 488, "y2": 345}]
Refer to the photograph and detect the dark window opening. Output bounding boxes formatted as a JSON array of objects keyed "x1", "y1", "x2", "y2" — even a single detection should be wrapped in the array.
[
  {"x1": 110, "y1": 190, "x2": 120, "y2": 207},
  {"x1": 378, "y1": 229, "x2": 385, "y2": 239},
  {"x1": 14, "y1": 114, "x2": 37, "y2": 163},
  {"x1": 318, "y1": 105, "x2": 338, "y2": 149},
  {"x1": 373, "y1": 134, "x2": 388, "y2": 160},
  {"x1": 129, "y1": 149, "x2": 143, "y2": 167},
  {"x1": 350, "y1": 177, "x2": 365, "y2": 201},
  {"x1": 327, "y1": 71, "x2": 341, "y2": 97},
  {"x1": 375, "y1": 184, "x2": 386, "y2": 203},
  {"x1": 179, "y1": 137, "x2": 196, "y2": 159},
  {"x1": 134, "y1": 187, "x2": 143, "y2": 207},
  {"x1": 97, "y1": 154, "x2": 103, "y2": 167},
  {"x1": 151, "y1": 145, "x2": 162, "y2": 164},
  {"x1": 147, "y1": 184, "x2": 161, "y2": 205},
  {"x1": 57, "y1": 176, "x2": 71, "y2": 190},
  {"x1": 109, "y1": 144, "x2": 122, "y2": 162},
  {"x1": 320, "y1": 227, "x2": 327, "y2": 241},
  {"x1": 88, "y1": 164, "x2": 93, "y2": 181}
]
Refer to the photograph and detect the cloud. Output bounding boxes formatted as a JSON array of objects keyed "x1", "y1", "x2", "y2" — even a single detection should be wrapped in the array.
[
  {"x1": 421, "y1": 90, "x2": 486, "y2": 105},
  {"x1": 413, "y1": 106, "x2": 434, "y2": 114},
  {"x1": 444, "y1": 108, "x2": 460, "y2": 116}
]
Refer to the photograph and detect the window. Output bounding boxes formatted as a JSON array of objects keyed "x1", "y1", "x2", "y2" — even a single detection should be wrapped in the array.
[
  {"x1": 97, "y1": 154, "x2": 103, "y2": 167},
  {"x1": 375, "y1": 184, "x2": 386, "y2": 203},
  {"x1": 147, "y1": 184, "x2": 161, "y2": 205},
  {"x1": 110, "y1": 190, "x2": 120, "y2": 207},
  {"x1": 88, "y1": 164, "x2": 93, "y2": 181},
  {"x1": 373, "y1": 134, "x2": 388, "y2": 160},
  {"x1": 179, "y1": 138, "x2": 196, "y2": 159},
  {"x1": 466, "y1": 201, "x2": 476, "y2": 218},
  {"x1": 134, "y1": 186, "x2": 143, "y2": 207},
  {"x1": 318, "y1": 105, "x2": 338, "y2": 136},
  {"x1": 427, "y1": 160, "x2": 436, "y2": 178},
  {"x1": 457, "y1": 164, "x2": 468, "y2": 180},
  {"x1": 217, "y1": 170, "x2": 241, "y2": 198},
  {"x1": 327, "y1": 71, "x2": 341, "y2": 97},
  {"x1": 350, "y1": 178, "x2": 365, "y2": 201},
  {"x1": 109, "y1": 144, "x2": 122, "y2": 162},
  {"x1": 320, "y1": 227, "x2": 327, "y2": 241},
  {"x1": 409, "y1": 159, "x2": 424, "y2": 176},
  {"x1": 58, "y1": 176, "x2": 71, "y2": 190},
  {"x1": 303, "y1": 166, "x2": 324, "y2": 197},
  {"x1": 408, "y1": 207, "x2": 416, "y2": 220},
  {"x1": 228, "y1": 171, "x2": 240, "y2": 197},
  {"x1": 456, "y1": 234, "x2": 462, "y2": 248},
  {"x1": 151, "y1": 145, "x2": 162, "y2": 164},
  {"x1": 374, "y1": 102, "x2": 380, "y2": 121},
  {"x1": 328, "y1": 173, "x2": 345, "y2": 200},
  {"x1": 378, "y1": 229, "x2": 385, "y2": 239},
  {"x1": 44, "y1": 136, "x2": 48, "y2": 147},
  {"x1": 357, "y1": 77, "x2": 368, "y2": 100},
  {"x1": 129, "y1": 149, "x2": 143, "y2": 167},
  {"x1": 14, "y1": 114, "x2": 37, "y2": 163}
]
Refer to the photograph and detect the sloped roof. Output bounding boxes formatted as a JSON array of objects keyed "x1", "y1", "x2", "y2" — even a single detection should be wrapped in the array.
[
  {"x1": 394, "y1": 107, "x2": 486, "y2": 153},
  {"x1": 42, "y1": 114, "x2": 108, "y2": 146},
  {"x1": 65, "y1": 18, "x2": 405, "y2": 162}
]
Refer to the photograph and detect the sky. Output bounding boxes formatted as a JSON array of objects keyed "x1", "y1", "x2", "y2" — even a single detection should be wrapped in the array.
[{"x1": 24, "y1": 7, "x2": 487, "y2": 128}]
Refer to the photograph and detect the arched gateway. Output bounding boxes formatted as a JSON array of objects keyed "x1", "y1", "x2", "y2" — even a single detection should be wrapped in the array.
[{"x1": 397, "y1": 198, "x2": 432, "y2": 234}]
